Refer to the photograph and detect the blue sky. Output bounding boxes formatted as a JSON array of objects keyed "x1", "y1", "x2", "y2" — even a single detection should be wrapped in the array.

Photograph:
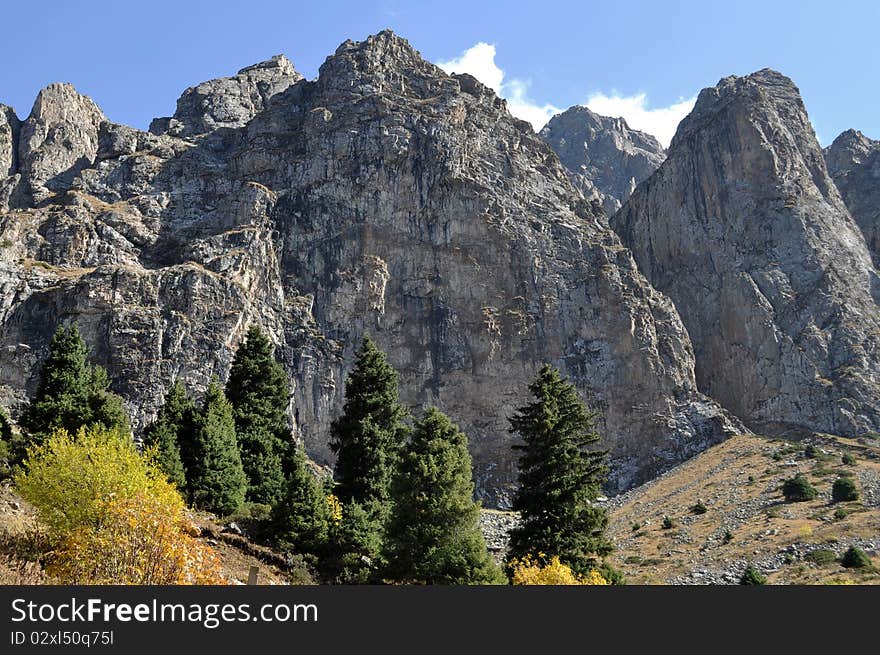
[{"x1": 1, "y1": 1, "x2": 877, "y2": 146}]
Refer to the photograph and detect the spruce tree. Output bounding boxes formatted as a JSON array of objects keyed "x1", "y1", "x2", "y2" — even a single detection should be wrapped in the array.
[
  {"x1": 270, "y1": 446, "x2": 329, "y2": 555},
  {"x1": 385, "y1": 408, "x2": 503, "y2": 584},
  {"x1": 225, "y1": 326, "x2": 289, "y2": 504},
  {"x1": 188, "y1": 381, "x2": 247, "y2": 515},
  {"x1": 142, "y1": 380, "x2": 192, "y2": 490},
  {"x1": 507, "y1": 365, "x2": 613, "y2": 576},
  {"x1": 330, "y1": 334, "x2": 409, "y2": 508},
  {"x1": 20, "y1": 324, "x2": 129, "y2": 456}
]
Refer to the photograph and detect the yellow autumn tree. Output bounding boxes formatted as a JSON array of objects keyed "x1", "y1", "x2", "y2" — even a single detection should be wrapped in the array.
[
  {"x1": 15, "y1": 425, "x2": 224, "y2": 585},
  {"x1": 510, "y1": 555, "x2": 608, "y2": 585}
]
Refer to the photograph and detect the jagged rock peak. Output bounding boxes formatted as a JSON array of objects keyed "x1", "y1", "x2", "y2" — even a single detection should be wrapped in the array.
[
  {"x1": 150, "y1": 54, "x2": 303, "y2": 138},
  {"x1": 613, "y1": 68, "x2": 880, "y2": 439},
  {"x1": 317, "y1": 29, "x2": 450, "y2": 96},
  {"x1": 672, "y1": 69, "x2": 806, "y2": 146},
  {"x1": 825, "y1": 129, "x2": 880, "y2": 265},
  {"x1": 825, "y1": 128, "x2": 878, "y2": 174},
  {"x1": 17, "y1": 83, "x2": 106, "y2": 203},
  {"x1": 0, "y1": 104, "x2": 20, "y2": 178},
  {"x1": 541, "y1": 105, "x2": 665, "y2": 213}
]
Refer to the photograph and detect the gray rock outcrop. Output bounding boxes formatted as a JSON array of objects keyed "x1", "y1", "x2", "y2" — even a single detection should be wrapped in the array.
[
  {"x1": 825, "y1": 129, "x2": 880, "y2": 266},
  {"x1": 0, "y1": 104, "x2": 20, "y2": 210},
  {"x1": 17, "y1": 83, "x2": 106, "y2": 204},
  {"x1": 0, "y1": 31, "x2": 743, "y2": 505},
  {"x1": 613, "y1": 69, "x2": 880, "y2": 438},
  {"x1": 149, "y1": 55, "x2": 302, "y2": 138},
  {"x1": 540, "y1": 106, "x2": 665, "y2": 213}
]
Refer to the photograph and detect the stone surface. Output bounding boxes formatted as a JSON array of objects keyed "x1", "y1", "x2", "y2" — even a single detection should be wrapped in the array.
[
  {"x1": 1, "y1": 104, "x2": 19, "y2": 178},
  {"x1": 150, "y1": 55, "x2": 302, "y2": 138},
  {"x1": 540, "y1": 106, "x2": 665, "y2": 214},
  {"x1": 825, "y1": 129, "x2": 880, "y2": 266},
  {"x1": 613, "y1": 69, "x2": 880, "y2": 438},
  {"x1": 0, "y1": 104, "x2": 21, "y2": 211},
  {"x1": 17, "y1": 83, "x2": 106, "y2": 204},
  {"x1": 0, "y1": 31, "x2": 743, "y2": 506}
]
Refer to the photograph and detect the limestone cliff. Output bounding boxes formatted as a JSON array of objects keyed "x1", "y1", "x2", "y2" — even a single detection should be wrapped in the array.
[
  {"x1": 0, "y1": 32, "x2": 742, "y2": 505},
  {"x1": 613, "y1": 69, "x2": 880, "y2": 438}
]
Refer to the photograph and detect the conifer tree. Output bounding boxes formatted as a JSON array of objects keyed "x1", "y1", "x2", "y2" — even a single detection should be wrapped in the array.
[
  {"x1": 329, "y1": 334, "x2": 409, "y2": 508},
  {"x1": 270, "y1": 446, "x2": 329, "y2": 555},
  {"x1": 20, "y1": 324, "x2": 128, "y2": 456},
  {"x1": 506, "y1": 365, "x2": 613, "y2": 576},
  {"x1": 225, "y1": 326, "x2": 289, "y2": 504},
  {"x1": 142, "y1": 380, "x2": 192, "y2": 490},
  {"x1": 188, "y1": 381, "x2": 247, "y2": 515},
  {"x1": 385, "y1": 408, "x2": 503, "y2": 584}
]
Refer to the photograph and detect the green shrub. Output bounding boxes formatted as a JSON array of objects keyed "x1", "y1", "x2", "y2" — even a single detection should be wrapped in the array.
[
  {"x1": 661, "y1": 516, "x2": 675, "y2": 530},
  {"x1": 782, "y1": 474, "x2": 818, "y2": 502},
  {"x1": 631, "y1": 522, "x2": 641, "y2": 532},
  {"x1": 832, "y1": 477, "x2": 859, "y2": 503},
  {"x1": 747, "y1": 475, "x2": 755, "y2": 483},
  {"x1": 690, "y1": 502, "x2": 708, "y2": 515},
  {"x1": 840, "y1": 546, "x2": 872, "y2": 570},
  {"x1": 723, "y1": 530, "x2": 733, "y2": 544},
  {"x1": 740, "y1": 564, "x2": 766, "y2": 585},
  {"x1": 772, "y1": 451, "x2": 784, "y2": 462},
  {"x1": 833, "y1": 508, "x2": 850, "y2": 521},
  {"x1": 841, "y1": 452, "x2": 857, "y2": 466},
  {"x1": 805, "y1": 549, "x2": 837, "y2": 566},
  {"x1": 804, "y1": 444, "x2": 818, "y2": 459}
]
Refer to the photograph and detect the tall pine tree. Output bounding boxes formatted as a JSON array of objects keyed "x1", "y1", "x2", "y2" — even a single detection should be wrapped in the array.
[
  {"x1": 506, "y1": 365, "x2": 613, "y2": 576},
  {"x1": 330, "y1": 334, "x2": 409, "y2": 508},
  {"x1": 142, "y1": 380, "x2": 192, "y2": 490},
  {"x1": 20, "y1": 324, "x2": 128, "y2": 456},
  {"x1": 188, "y1": 380, "x2": 247, "y2": 515},
  {"x1": 270, "y1": 445, "x2": 329, "y2": 555},
  {"x1": 225, "y1": 326, "x2": 289, "y2": 505},
  {"x1": 385, "y1": 408, "x2": 503, "y2": 584}
]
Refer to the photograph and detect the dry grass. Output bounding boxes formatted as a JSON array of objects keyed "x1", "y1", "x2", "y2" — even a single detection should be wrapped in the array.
[{"x1": 605, "y1": 433, "x2": 880, "y2": 584}]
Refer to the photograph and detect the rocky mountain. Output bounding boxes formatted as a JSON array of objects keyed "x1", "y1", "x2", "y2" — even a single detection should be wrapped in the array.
[
  {"x1": 613, "y1": 69, "x2": 880, "y2": 439},
  {"x1": 540, "y1": 106, "x2": 665, "y2": 213},
  {"x1": 825, "y1": 129, "x2": 880, "y2": 266},
  {"x1": 0, "y1": 31, "x2": 743, "y2": 505}
]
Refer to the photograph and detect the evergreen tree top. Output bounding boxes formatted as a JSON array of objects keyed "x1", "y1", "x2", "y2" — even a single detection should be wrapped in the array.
[
  {"x1": 337, "y1": 334, "x2": 406, "y2": 424},
  {"x1": 34, "y1": 324, "x2": 90, "y2": 400}
]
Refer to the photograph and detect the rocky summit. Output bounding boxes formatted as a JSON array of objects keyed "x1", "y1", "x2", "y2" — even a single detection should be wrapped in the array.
[
  {"x1": 540, "y1": 106, "x2": 666, "y2": 214},
  {"x1": 824, "y1": 129, "x2": 880, "y2": 267},
  {"x1": 0, "y1": 31, "x2": 747, "y2": 506},
  {"x1": 613, "y1": 69, "x2": 880, "y2": 439}
]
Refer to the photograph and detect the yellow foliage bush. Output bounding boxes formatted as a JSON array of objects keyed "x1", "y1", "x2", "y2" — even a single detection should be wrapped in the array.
[
  {"x1": 15, "y1": 425, "x2": 224, "y2": 585},
  {"x1": 15, "y1": 425, "x2": 182, "y2": 538},
  {"x1": 49, "y1": 492, "x2": 224, "y2": 585},
  {"x1": 510, "y1": 554, "x2": 608, "y2": 586}
]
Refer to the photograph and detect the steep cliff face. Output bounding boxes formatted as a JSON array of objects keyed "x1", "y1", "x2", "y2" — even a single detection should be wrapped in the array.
[
  {"x1": 0, "y1": 104, "x2": 20, "y2": 210},
  {"x1": 540, "y1": 106, "x2": 665, "y2": 214},
  {"x1": 613, "y1": 69, "x2": 880, "y2": 438},
  {"x1": 825, "y1": 129, "x2": 880, "y2": 266},
  {"x1": 0, "y1": 31, "x2": 741, "y2": 504}
]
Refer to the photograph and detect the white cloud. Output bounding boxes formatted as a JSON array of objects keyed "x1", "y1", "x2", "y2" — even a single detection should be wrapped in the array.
[
  {"x1": 437, "y1": 42, "x2": 698, "y2": 146},
  {"x1": 437, "y1": 42, "x2": 504, "y2": 93},
  {"x1": 437, "y1": 43, "x2": 559, "y2": 132},
  {"x1": 585, "y1": 92, "x2": 696, "y2": 148}
]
